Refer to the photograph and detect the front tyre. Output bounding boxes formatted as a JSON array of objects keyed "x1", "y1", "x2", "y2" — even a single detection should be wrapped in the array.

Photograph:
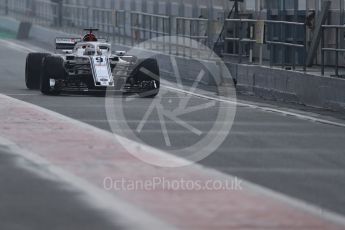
[
  {"x1": 25, "y1": 53, "x2": 51, "y2": 89},
  {"x1": 40, "y1": 56, "x2": 65, "y2": 95},
  {"x1": 132, "y1": 58, "x2": 160, "y2": 98}
]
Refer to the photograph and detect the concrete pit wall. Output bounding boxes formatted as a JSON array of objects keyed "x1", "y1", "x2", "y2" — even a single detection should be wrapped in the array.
[{"x1": 228, "y1": 62, "x2": 345, "y2": 112}]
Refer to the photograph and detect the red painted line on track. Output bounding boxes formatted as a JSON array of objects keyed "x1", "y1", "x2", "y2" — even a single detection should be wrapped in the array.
[{"x1": 0, "y1": 94, "x2": 344, "y2": 230}]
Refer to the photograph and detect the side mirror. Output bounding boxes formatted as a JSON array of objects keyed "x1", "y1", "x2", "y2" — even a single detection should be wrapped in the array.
[
  {"x1": 115, "y1": 51, "x2": 126, "y2": 56},
  {"x1": 62, "y1": 50, "x2": 73, "y2": 54}
]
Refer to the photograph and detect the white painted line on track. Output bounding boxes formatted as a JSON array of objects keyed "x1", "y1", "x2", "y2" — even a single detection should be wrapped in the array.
[
  {"x1": 5, "y1": 93, "x2": 41, "y2": 96},
  {"x1": 214, "y1": 167, "x2": 345, "y2": 174},
  {"x1": 1, "y1": 39, "x2": 345, "y2": 227},
  {"x1": 0, "y1": 39, "x2": 39, "y2": 53},
  {"x1": 162, "y1": 85, "x2": 345, "y2": 129}
]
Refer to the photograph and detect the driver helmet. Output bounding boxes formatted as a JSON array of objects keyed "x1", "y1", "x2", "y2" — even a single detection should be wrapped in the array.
[{"x1": 83, "y1": 33, "x2": 97, "y2": 42}]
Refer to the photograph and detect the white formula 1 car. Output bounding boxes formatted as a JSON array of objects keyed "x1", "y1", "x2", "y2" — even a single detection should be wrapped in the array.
[{"x1": 25, "y1": 29, "x2": 160, "y2": 97}]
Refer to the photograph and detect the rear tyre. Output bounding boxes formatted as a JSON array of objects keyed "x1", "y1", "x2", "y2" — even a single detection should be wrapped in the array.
[
  {"x1": 25, "y1": 53, "x2": 51, "y2": 89},
  {"x1": 40, "y1": 56, "x2": 65, "y2": 95}
]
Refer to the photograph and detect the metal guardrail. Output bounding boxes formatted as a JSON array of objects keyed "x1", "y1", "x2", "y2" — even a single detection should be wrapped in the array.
[
  {"x1": 224, "y1": 19, "x2": 257, "y2": 64},
  {"x1": 176, "y1": 17, "x2": 209, "y2": 41},
  {"x1": 0, "y1": 0, "x2": 57, "y2": 26},
  {"x1": 224, "y1": 19, "x2": 307, "y2": 71},
  {"x1": 0, "y1": 0, "x2": 7, "y2": 15},
  {"x1": 59, "y1": 5, "x2": 126, "y2": 41},
  {"x1": 176, "y1": 17, "x2": 209, "y2": 57},
  {"x1": 130, "y1": 11, "x2": 170, "y2": 51},
  {"x1": 130, "y1": 11, "x2": 171, "y2": 53},
  {"x1": 266, "y1": 20, "x2": 307, "y2": 71},
  {"x1": 3, "y1": 1, "x2": 342, "y2": 75},
  {"x1": 0, "y1": 1, "x2": 127, "y2": 43},
  {"x1": 34, "y1": 0, "x2": 57, "y2": 26},
  {"x1": 62, "y1": 3, "x2": 88, "y2": 28},
  {"x1": 0, "y1": 2, "x2": 207, "y2": 57},
  {"x1": 321, "y1": 25, "x2": 345, "y2": 77},
  {"x1": 4, "y1": 0, "x2": 27, "y2": 18},
  {"x1": 90, "y1": 8, "x2": 126, "y2": 45}
]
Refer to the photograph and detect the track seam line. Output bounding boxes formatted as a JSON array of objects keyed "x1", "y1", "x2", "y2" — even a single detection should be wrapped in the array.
[{"x1": 162, "y1": 85, "x2": 345, "y2": 128}]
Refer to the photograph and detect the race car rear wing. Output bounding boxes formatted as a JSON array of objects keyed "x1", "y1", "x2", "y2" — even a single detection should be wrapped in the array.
[{"x1": 55, "y1": 37, "x2": 81, "y2": 50}]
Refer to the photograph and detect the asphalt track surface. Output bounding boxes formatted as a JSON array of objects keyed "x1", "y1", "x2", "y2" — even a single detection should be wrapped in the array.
[
  {"x1": 0, "y1": 147, "x2": 121, "y2": 230},
  {"x1": 1, "y1": 35, "x2": 345, "y2": 228}
]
